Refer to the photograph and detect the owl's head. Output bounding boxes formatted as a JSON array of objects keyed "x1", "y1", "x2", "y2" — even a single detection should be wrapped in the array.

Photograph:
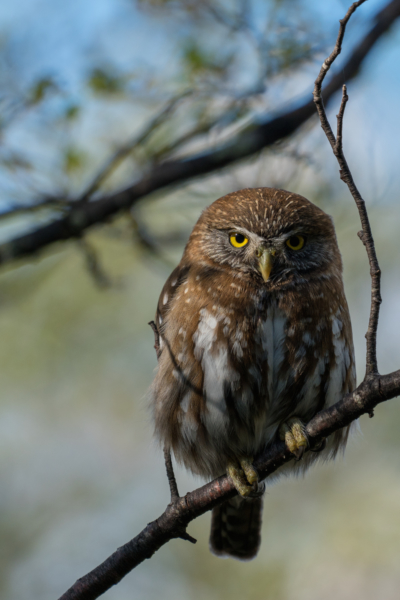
[{"x1": 184, "y1": 188, "x2": 342, "y2": 287}]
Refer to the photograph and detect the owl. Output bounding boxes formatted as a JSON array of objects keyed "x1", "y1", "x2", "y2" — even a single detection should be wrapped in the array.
[{"x1": 151, "y1": 188, "x2": 356, "y2": 560}]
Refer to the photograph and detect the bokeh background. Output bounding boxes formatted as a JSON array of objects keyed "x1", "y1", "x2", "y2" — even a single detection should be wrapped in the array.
[{"x1": 1, "y1": 1, "x2": 400, "y2": 599}]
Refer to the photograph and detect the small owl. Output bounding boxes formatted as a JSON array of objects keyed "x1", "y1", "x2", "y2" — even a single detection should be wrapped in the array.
[{"x1": 151, "y1": 188, "x2": 355, "y2": 560}]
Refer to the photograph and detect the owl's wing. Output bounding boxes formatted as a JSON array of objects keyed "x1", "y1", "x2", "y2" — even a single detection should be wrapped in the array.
[{"x1": 154, "y1": 263, "x2": 190, "y2": 357}]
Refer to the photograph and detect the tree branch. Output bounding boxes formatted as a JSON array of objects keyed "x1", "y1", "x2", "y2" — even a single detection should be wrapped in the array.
[
  {"x1": 1, "y1": 0, "x2": 400, "y2": 267},
  {"x1": 313, "y1": 0, "x2": 382, "y2": 377},
  {"x1": 163, "y1": 446, "x2": 181, "y2": 502}
]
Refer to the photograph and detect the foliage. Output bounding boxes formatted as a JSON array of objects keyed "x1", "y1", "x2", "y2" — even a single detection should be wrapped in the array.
[{"x1": 87, "y1": 67, "x2": 126, "y2": 96}]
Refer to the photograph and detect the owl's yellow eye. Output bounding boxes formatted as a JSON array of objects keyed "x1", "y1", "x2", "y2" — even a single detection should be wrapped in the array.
[
  {"x1": 286, "y1": 235, "x2": 305, "y2": 251},
  {"x1": 230, "y1": 232, "x2": 249, "y2": 248}
]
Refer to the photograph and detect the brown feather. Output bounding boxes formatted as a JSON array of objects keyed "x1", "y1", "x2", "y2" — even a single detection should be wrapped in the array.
[{"x1": 210, "y1": 497, "x2": 263, "y2": 560}]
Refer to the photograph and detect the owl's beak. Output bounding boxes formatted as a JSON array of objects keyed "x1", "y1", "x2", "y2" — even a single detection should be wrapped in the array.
[{"x1": 257, "y1": 248, "x2": 276, "y2": 282}]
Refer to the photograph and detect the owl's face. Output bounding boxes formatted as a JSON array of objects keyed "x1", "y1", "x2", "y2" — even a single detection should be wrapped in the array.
[{"x1": 185, "y1": 188, "x2": 342, "y2": 287}]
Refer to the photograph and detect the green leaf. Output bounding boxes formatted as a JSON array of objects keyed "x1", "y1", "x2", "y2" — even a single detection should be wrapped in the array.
[
  {"x1": 63, "y1": 147, "x2": 86, "y2": 174},
  {"x1": 87, "y1": 68, "x2": 124, "y2": 95},
  {"x1": 182, "y1": 41, "x2": 226, "y2": 78},
  {"x1": 64, "y1": 104, "x2": 80, "y2": 121},
  {"x1": 28, "y1": 77, "x2": 57, "y2": 104}
]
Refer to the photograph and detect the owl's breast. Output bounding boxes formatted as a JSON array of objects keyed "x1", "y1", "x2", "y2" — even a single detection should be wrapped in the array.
[
  {"x1": 253, "y1": 291, "x2": 356, "y2": 428},
  {"x1": 254, "y1": 299, "x2": 288, "y2": 406},
  {"x1": 188, "y1": 295, "x2": 319, "y2": 445},
  {"x1": 188, "y1": 296, "x2": 291, "y2": 451}
]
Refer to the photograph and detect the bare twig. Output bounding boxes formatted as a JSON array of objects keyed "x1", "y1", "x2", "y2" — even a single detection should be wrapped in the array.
[
  {"x1": 1, "y1": 0, "x2": 400, "y2": 267},
  {"x1": 313, "y1": 1, "x2": 367, "y2": 146},
  {"x1": 77, "y1": 92, "x2": 191, "y2": 203},
  {"x1": 313, "y1": 0, "x2": 381, "y2": 377},
  {"x1": 155, "y1": 320, "x2": 183, "y2": 503},
  {"x1": 148, "y1": 320, "x2": 161, "y2": 359},
  {"x1": 201, "y1": 0, "x2": 261, "y2": 55},
  {"x1": 163, "y1": 446, "x2": 181, "y2": 502},
  {"x1": 78, "y1": 238, "x2": 114, "y2": 289},
  {"x1": 148, "y1": 118, "x2": 216, "y2": 163}
]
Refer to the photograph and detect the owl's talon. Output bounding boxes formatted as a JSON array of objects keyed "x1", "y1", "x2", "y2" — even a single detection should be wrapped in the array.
[
  {"x1": 227, "y1": 462, "x2": 253, "y2": 497},
  {"x1": 240, "y1": 457, "x2": 258, "y2": 485},
  {"x1": 279, "y1": 417, "x2": 308, "y2": 461},
  {"x1": 227, "y1": 457, "x2": 260, "y2": 497},
  {"x1": 247, "y1": 481, "x2": 266, "y2": 499}
]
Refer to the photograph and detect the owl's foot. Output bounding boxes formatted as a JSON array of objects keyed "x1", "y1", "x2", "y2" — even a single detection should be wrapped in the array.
[
  {"x1": 279, "y1": 417, "x2": 308, "y2": 460},
  {"x1": 240, "y1": 457, "x2": 258, "y2": 485},
  {"x1": 227, "y1": 457, "x2": 263, "y2": 498}
]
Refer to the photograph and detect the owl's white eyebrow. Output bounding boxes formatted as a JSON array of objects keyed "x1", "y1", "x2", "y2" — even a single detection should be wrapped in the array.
[
  {"x1": 225, "y1": 226, "x2": 254, "y2": 237},
  {"x1": 228, "y1": 228, "x2": 266, "y2": 245},
  {"x1": 276, "y1": 229, "x2": 304, "y2": 239}
]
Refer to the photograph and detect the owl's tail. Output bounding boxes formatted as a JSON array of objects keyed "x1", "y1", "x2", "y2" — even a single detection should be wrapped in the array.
[{"x1": 209, "y1": 495, "x2": 263, "y2": 560}]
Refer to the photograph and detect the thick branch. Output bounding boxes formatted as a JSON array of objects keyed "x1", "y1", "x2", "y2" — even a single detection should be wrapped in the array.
[
  {"x1": 313, "y1": 1, "x2": 382, "y2": 376},
  {"x1": 1, "y1": 0, "x2": 400, "y2": 267},
  {"x1": 58, "y1": 371, "x2": 400, "y2": 600}
]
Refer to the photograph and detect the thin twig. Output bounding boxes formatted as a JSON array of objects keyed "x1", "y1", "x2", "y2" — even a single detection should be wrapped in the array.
[
  {"x1": 335, "y1": 84, "x2": 348, "y2": 154},
  {"x1": 313, "y1": 1, "x2": 367, "y2": 148},
  {"x1": 77, "y1": 92, "x2": 191, "y2": 203},
  {"x1": 78, "y1": 238, "x2": 114, "y2": 289},
  {"x1": 313, "y1": 1, "x2": 382, "y2": 376},
  {"x1": 163, "y1": 446, "x2": 180, "y2": 502},
  {"x1": 148, "y1": 321, "x2": 161, "y2": 359}
]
